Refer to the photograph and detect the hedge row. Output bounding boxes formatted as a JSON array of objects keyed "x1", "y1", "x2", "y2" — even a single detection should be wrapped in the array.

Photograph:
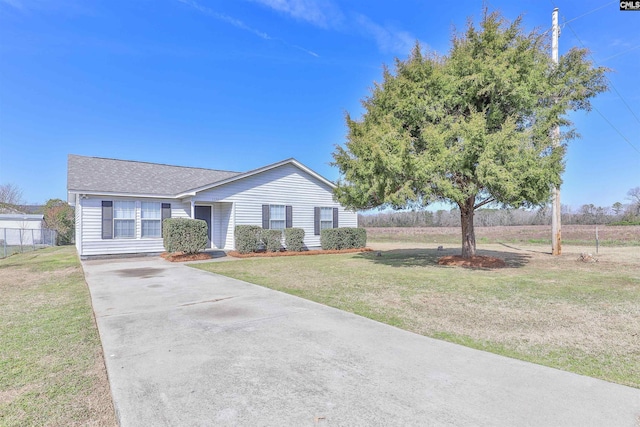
[
  {"x1": 234, "y1": 225, "x2": 307, "y2": 254},
  {"x1": 320, "y1": 227, "x2": 367, "y2": 250},
  {"x1": 163, "y1": 218, "x2": 208, "y2": 254}
]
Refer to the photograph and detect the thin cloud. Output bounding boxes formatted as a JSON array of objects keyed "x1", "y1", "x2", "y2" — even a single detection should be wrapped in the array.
[
  {"x1": 0, "y1": 0, "x2": 91, "y2": 14},
  {"x1": 1, "y1": 0, "x2": 26, "y2": 9},
  {"x1": 250, "y1": 0, "x2": 343, "y2": 29},
  {"x1": 248, "y1": 0, "x2": 417, "y2": 55},
  {"x1": 354, "y1": 14, "x2": 416, "y2": 55},
  {"x1": 177, "y1": 0, "x2": 319, "y2": 57},
  {"x1": 177, "y1": 0, "x2": 271, "y2": 40}
]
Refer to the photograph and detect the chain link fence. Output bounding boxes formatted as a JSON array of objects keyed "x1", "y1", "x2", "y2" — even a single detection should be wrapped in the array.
[{"x1": 0, "y1": 227, "x2": 58, "y2": 258}]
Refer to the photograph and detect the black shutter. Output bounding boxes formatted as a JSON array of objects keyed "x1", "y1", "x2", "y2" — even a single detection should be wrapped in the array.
[
  {"x1": 314, "y1": 207, "x2": 320, "y2": 236},
  {"x1": 333, "y1": 207, "x2": 339, "y2": 228},
  {"x1": 286, "y1": 206, "x2": 292, "y2": 228},
  {"x1": 102, "y1": 201, "x2": 113, "y2": 239},
  {"x1": 161, "y1": 203, "x2": 171, "y2": 232},
  {"x1": 262, "y1": 205, "x2": 270, "y2": 229}
]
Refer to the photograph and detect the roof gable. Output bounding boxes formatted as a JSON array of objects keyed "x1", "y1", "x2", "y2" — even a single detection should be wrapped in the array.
[{"x1": 178, "y1": 158, "x2": 336, "y2": 197}]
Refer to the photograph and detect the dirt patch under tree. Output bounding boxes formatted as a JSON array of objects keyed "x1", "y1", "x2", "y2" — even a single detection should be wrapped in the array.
[{"x1": 437, "y1": 255, "x2": 507, "y2": 268}]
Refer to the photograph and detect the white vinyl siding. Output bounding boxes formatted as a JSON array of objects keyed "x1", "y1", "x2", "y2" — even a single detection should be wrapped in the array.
[
  {"x1": 74, "y1": 162, "x2": 358, "y2": 256},
  {"x1": 141, "y1": 202, "x2": 161, "y2": 238},
  {"x1": 114, "y1": 201, "x2": 135, "y2": 239},
  {"x1": 77, "y1": 198, "x2": 190, "y2": 257},
  {"x1": 194, "y1": 163, "x2": 358, "y2": 249},
  {"x1": 75, "y1": 199, "x2": 82, "y2": 255},
  {"x1": 212, "y1": 202, "x2": 233, "y2": 250}
]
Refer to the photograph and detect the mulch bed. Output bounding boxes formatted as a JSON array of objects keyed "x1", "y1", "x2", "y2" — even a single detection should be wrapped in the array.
[
  {"x1": 437, "y1": 255, "x2": 507, "y2": 268},
  {"x1": 228, "y1": 248, "x2": 373, "y2": 258},
  {"x1": 161, "y1": 252, "x2": 213, "y2": 262},
  {"x1": 161, "y1": 248, "x2": 373, "y2": 262}
]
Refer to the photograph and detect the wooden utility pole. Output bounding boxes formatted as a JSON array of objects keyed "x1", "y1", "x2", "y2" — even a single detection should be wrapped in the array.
[{"x1": 551, "y1": 7, "x2": 562, "y2": 255}]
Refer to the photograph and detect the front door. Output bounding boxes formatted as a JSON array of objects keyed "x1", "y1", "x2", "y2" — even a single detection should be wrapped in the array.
[{"x1": 194, "y1": 205, "x2": 212, "y2": 245}]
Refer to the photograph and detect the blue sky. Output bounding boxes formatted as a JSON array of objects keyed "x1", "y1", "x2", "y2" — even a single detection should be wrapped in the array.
[{"x1": 1, "y1": 0, "x2": 638, "y2": 210}]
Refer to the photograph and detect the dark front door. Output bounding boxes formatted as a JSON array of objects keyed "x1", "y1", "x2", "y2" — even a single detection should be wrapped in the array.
[{"x1": 194, "y1": 205, "x2": 212, "y2": 244}]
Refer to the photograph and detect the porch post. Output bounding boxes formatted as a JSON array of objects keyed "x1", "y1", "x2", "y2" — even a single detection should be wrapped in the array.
[{"x1": 190, "y1": 199, "x2": 195, "y2": 218}]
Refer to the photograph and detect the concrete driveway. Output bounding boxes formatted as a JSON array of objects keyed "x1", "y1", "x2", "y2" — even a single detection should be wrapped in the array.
[{"x1": 82, "y1": 256, "x2": 640, "y2": 427}]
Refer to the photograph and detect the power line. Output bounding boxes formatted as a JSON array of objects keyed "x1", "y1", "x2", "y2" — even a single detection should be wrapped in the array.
[
  {"x1": 562, "y1": 1, "x2": 617, "y2": 25},
  {"x1": 592, "y1": 106, "x2": 640, "y2": 155},
  {"x1": 547, "y1": 0, "x2": 640, "y2": 155},
  {"x1": 599, "y1": 44, "x2": 640, "y2": 63},
  {"x1": 561, "y1": 20, "x2": 640, "y2": 126}
]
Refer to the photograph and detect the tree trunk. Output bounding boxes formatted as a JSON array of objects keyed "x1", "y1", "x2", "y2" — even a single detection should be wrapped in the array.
[{"x1": 460, "y1": 196, "x2": 476, "y2": 259}]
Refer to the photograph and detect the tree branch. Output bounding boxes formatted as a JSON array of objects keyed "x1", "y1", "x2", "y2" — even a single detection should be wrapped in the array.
[{"x1": 474, "y1": 197, "x2": 496, "y2": 210}]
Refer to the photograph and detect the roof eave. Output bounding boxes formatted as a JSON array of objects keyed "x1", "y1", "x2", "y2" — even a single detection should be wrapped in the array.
[{"x1": 67, "y1": 189, "x2": 179, "y2": 200}]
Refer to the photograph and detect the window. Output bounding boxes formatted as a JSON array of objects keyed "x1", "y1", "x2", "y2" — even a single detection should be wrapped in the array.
[
  {"x1": 141, "y1": 202, "x2": 161, "y2": 238},
  {"x1": 262, "y1": 204, "x2": 292, "y2": 229},
  {"x1": 320, "y1": 207, "x2": 333, "y2": 230},
  {"x1": 114, "y1": 201, "x2": 135, "y2": 238},
  {"x1": 269, "y1": 205, "x2": 285, "y2": 230},
  {"x1": 314, "y1": 207, "x2": 338, "y2": 235}
]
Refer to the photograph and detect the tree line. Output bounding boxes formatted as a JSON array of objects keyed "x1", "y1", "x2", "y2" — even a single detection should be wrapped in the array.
[
  {"x1": 360, "y1": 188, "x2": 640, "y2": 227},
  {"x1": 0, "y1": 183, "x2": 75, "y2": 245}
]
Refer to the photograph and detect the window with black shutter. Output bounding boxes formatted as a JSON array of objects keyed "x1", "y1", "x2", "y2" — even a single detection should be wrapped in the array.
[
  {"x1": 285, "y1": 205, "x2": 293, "y2": 228},
  {"x1": 315, "y1": 207, "x2": 336, "y2": 235},
  {"x1": 102, "y1": 201, "x2": 113, "y2": 239}
]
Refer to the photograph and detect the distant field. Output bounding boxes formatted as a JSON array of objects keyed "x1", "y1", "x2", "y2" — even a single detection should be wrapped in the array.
[{"x1": 366, "y1": 224, "x2": 640, "y2": 247}]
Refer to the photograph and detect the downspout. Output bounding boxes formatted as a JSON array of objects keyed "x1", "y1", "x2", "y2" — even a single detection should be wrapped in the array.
[
  {"x1": 78, "y1": 195, "x2": 83, "y2": 257},
  {"x1": 232, "y1": 202, "x2": 236, "y2": 250}
]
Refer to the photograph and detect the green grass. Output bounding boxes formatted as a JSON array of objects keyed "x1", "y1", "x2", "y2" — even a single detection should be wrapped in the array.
[
  {"x1": 0, "y1": 247, "x2": 115, "y2": 427},
  {"x1": 370, "y1": 233, "x2": 640, "y2": 247},
  {"x1": 194, "y1": 243, "x2": 640, "y2": 388},
  {"x1": 0, "y1": 245, "x2": 53, "y2": 259}
]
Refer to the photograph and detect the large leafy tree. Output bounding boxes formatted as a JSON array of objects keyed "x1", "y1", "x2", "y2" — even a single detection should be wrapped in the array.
[
  {"x1": 43, "y1": 199, "x2": 75, "y2": 245},
  {"x1": 332, "y1": 10, "x2": 608, "y2": 258}
]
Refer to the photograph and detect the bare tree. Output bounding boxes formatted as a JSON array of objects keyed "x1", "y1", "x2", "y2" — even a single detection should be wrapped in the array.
[
  {"x1": 0, "y1": 183, "x2": 24, "y2": 206},
  {"x1": 627, "y1": 187, "x2": 640, "y2": 215}
]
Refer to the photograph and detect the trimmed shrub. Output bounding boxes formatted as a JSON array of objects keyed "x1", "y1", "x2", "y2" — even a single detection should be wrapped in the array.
[
  {"x1": 235, "y1": 225, "x2": 262, "y2": 254},
  {"x1": 163, "y1": 218, "x2": 208, "y2": 254},
  {"x1": 284, "y1": 227, "x2": 305, "y2": 252},
  {"x1": 321, "y1": 227, "x2": 367, "y2": 250},
  {"x1": 351, "y1": 227, "x2": 367, "y2": 248},
  {"x1": 260, "y1": 229, "x2": 283, "y2": 252}
]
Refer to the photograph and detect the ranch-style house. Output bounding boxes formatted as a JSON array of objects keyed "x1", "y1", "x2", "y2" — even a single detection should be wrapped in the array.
[{"x1": 67, "y1": 154, "x2": 358, "y2": 258}]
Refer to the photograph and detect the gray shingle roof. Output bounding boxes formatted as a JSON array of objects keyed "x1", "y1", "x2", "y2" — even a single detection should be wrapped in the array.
[{"x1": 67, "y1": 155, "x2": 242, "y2": 196}]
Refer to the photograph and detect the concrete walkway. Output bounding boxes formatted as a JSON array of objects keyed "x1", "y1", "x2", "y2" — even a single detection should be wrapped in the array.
[{"x1": 82, "y1": 256, "x2": 640, "y2": 427}]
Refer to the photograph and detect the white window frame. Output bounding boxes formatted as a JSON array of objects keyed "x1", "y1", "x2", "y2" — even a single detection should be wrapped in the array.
[
  {"x1": 320, "y1": 207, "x2": 333, "y2": 231},
  {"x1": 270, "y1": 204, "x2": 285, "y2": 230},
  {"x1": 141, "y1": 202, "x2": 162, "y2": 238},
  {"x1": 113, "y1": 201, "x2": 136, "y2": 239}
]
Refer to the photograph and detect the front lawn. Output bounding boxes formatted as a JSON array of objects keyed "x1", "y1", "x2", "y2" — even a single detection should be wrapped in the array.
[
  {"x1": 194, "y1": 242, "x2": 640, "y2": 388},
  {"x1": 0, "y1": 246, "x2": 116, "y2": 426}
]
